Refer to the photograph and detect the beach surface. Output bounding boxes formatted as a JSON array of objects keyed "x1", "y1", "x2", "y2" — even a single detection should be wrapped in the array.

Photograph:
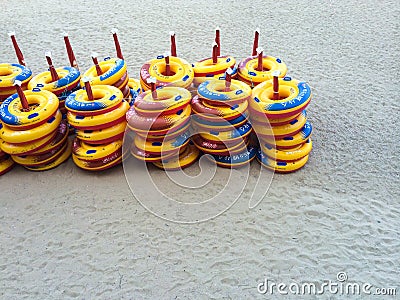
[{"x1": 0, "y1": 0, "x2": 399, "y2": 298}]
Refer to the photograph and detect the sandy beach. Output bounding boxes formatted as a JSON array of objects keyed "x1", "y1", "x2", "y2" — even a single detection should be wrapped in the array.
[{"x1": 1, "y1": 0, "x2": 399, "y2": 298}]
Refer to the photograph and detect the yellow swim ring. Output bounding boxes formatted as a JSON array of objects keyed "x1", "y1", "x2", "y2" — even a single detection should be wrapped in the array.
[
  {"x1": 238, "y1": 55, "x2": 287, "y2": 86},
  {"x1": 67, "y1": 100, "x2": 129, "y2": 130},
  {"x1": 134, "y1": 130, "x2": 190, "y2": 155},
  {"x1": 250, "y1": 77, "x2": 312, "y2": 119},
  {"x1": 0, "y1": 89, "x2": 59, "y2": 130},
  {"x1": 81, "y1": 57, "x2": 127, "y2": 86},
  {"x1": 72, "y1": 138, "x2": 123, "y2": 161},
  {"x1": 0, "y1": 155, "x2": 15, "y2": 176},
  {"x1": 134, "y1": 86, "x2": 192, "y2": 116},
  {"x1": 256, "y1": 148, "x2": 309, "y2": 173},
  {"x1": 28, "y1": 66, "x2": 80, "y2": 95},
  {"x1": 191, "y1": 95, "x2": 248, "y2": 121},
  {"x1": 12, "y1": 138, "x2": 68, "y2": 167},
  {"x1": 260, "y1": 139, "x2": 312, "y2": 161},
  {"x1": 192, "y1": 56, "x2": 237, "y2": 86},
  {"x1": 252, "y1": 110, "x2": 307, "y2": 138},
  {"x1": 24, "y1": 139, "x2": 72, "y2": 171},
  {"x1": 75, "y1": 121, "x2": 126, "y2": 144},
  {"x1": 140, "y1": 55, "x2": 194, "y2": 89},
  {"x1": 153, "y1": 144, "x2": 199, "y2": 170},
  {"x1": 0, "y1": 63, "x2": 32, "y2": 89},
  {"x1": 0, "y1": 110, "x2": 61, "y2": 144},
  {"x1": 65, "y1": 85, "x2": 123, "y2": 115}
]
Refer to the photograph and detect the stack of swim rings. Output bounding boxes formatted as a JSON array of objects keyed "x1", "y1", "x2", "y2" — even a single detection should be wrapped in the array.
[
  {"x1": 0, "y1": 63, "x2": 32, "y2": 103},
  {"x1": 65, "y1": 80, "x2": 130, "y2": 171},
  {"x1": 191, "y1": 78, "x2": 256, "y2": 168},
  {"x1": 249, "y1": 76, "x2": 313, "y2": 172},
  {"x1": 139, "y1": 54, "x2": 194, "y2": 90},
  {"x1": 0, "y1": 86, "x2": 71, "y2": 171},
  {"x1": 126, "y1": 85, "x2": 199, "y2": 170},
  {"x1": 238, "y1": 48, "x2": 287, "y2": 87},
  {"x1": 27, "y1": 55, "x2": 81, "y2": 117},
  {"x1": 81, "y1": 55, "x2": 132, "y2": 102}
]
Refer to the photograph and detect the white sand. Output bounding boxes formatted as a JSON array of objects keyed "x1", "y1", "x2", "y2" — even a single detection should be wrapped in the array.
[{"x1": 1, "y1": 0, "x2": 399, "y2": 298}]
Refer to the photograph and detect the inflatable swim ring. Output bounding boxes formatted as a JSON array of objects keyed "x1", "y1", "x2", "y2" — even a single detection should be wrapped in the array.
[
  {"x1": 0, "y1": 155, "x2": 14, "y2": 175},
  {"x1": 191, "y1": 95, "x2": 248, "y2": 121},
  {"x1": 256, "y1": 148, "x2": 309, "y2": 173},
  {"x1": 65, "y1": 85, "x2": 123, "y2": 115},
  {"x1": 252, "y1": 110, "x2": 307, "y2": 138},
  {"x1": 197, "y1": 79, "x2": 251, "y2": 106},
  {"x1": 198, "y1": 121, "x2": 252, "y2": 143},
  {"x1": 260, "y1": 139, "x2": 312, "y2": 161},
  {"x1": 261, "y1": 121, "x2": 312, "y2": 149},
  {"x1": 250, "y1": 77, "x2": 312, "y2": 119},
  {"x1": 0, "y1": 110, "x2": 61, "y2": 144},
  {"x1": 153, "y1": 144, "x2": 199, "y2": 170},
  {"x1": 140, "y1": 55, "x2": 194, "y2": 90},
  {"x1": 72, "y1": 138, "x2": 122, "y2": 161},
  {"x1": 207, "y1": 146, "x2": 256, "y2": 168},
  {"x1": 133, "y1": 86, "x2": 191, "y2": 116},
  {"x1": 67, "y1": 100, "x2": 129, "y2": 130},
  {"x1": 28, "y1": 66, "x2": 80, "y2": 96},
  {"x1": 134, "y1": 130, "x2": 190, "y2": 155},
  {"x1": 192, "y1": 56, "x2": 237, "y2": 86},
  {"x1": 0, "y1": 63, "x2": 32, "y2": 90},
  {"x1": 192, "y1": 134, "x2": 249, "y2": 156},
  {"x1": 75, "y1": 121, "x2": 126, "y2": 145},
  {"x1": 24, "y1": 139, "x2": 72, "y2": 171},
  {"x1": 130, "y1": 144, "x2": 175, "y2": 162},
  {"x1": 126, "y1": 103, "x2": 191, "y2": 132},
  {"x1": 81, "y1": 57, "x2": 127, "y2": 86},
  {"x1": 12, "y1": 138, "x2": 68, "y2": 167},
  {"x1": 0, "y1": 89, "x2": 59, "y2": 130},
  {"x1": 238, "y1": 55, "x2": 287, "y2": 87}
]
